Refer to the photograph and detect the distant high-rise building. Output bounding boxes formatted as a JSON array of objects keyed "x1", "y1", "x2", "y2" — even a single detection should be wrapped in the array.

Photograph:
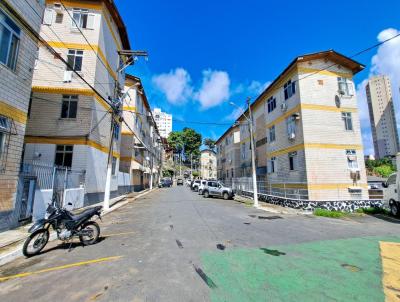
[
  {"x1": 366, "y1": 75, "x2": 400, "y2": 159},
  {"x1": 153, "y1": 108, "x2": 172, "y2": 138}
]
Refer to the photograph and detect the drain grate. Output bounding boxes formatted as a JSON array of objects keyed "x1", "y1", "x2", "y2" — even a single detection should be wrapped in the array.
[{"x1": 258, "y1": 216, "x2": 283, "y2": 220}]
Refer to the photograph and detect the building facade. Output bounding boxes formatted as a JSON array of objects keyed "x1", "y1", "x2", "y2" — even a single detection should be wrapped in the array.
[
  {"x1": 216, "y1": 125, "x2": 241, "y2": 180},
  {"x1": 200, "y1": 149, "x2": 217, "y2": 180},
  {"x1": 0, "y1": 0, "x2": 45, "y2": 229},
  {"x1": 152, "y1": 108, "x2": 172, "y2": 139},
  {"x1": 217, "y1": 50, "x2": 368, "y2": 201},
  {"x1": 120, "y1": 75, "x2": 163, "y2": 192},
  {"x1": 23, "y1": 0, "x2": 130, "y2": 204},
  {"x1": 366, "y1": 75, "x2": 400, "y2": 159}
]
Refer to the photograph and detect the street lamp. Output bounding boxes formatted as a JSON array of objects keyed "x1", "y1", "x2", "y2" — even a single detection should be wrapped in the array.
[{"x1": 229, "y1": 98, "x2": 259, "y2": 208}]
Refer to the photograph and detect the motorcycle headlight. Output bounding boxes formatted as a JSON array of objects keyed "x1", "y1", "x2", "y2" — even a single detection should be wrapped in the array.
[{"x1": 44, "y1": 212, "x2": 50, "y2": 219}]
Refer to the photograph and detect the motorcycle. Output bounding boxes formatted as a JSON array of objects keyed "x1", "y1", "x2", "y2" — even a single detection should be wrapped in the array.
[{"x1": 22, "y1": 200, "x2": 102, "y2": 257}]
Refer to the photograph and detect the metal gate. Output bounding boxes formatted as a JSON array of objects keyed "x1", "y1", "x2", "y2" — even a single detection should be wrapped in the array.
[{"x1": 17, "y1": 176, "x2": 36, "y2": 222}]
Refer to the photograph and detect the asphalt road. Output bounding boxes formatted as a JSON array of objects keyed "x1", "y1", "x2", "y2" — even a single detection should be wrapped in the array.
[{"x1": 0, "y1": 186, "x2": 399, "y2": 302}]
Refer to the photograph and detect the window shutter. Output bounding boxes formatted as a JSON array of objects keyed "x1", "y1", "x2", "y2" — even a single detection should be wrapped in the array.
[
  {"x1": 43, "y1": 8, "x2": 53, "y2": 25},
  {"x1": 87, "y1": 14, "x2": 95, "y2": 29}
]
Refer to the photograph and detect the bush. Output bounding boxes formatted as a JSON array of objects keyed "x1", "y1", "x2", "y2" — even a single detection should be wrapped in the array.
[
  {"x1": 356, "y1": 207, "x2": 389, "y2": 215},
  {"x1": 373, "y1": 165, "x2": 395, "y2": 178},
  {"x1": 314, "y1": 208, "x2": 345, "y2": 218}
]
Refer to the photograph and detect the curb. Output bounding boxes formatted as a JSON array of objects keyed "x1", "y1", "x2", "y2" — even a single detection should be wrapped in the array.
[{"x1": 0, "y1": 189, "x2": 155, "y2": 267}]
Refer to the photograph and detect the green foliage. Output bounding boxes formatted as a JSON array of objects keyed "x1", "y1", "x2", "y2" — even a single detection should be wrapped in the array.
[
  {"x1": 167, "y1": 128, "x2": 202, "y2": 160},
  {"x1": 355, "y1": 207, "x2": 389, "y2": 215},
  {"x1": 162, "y1": 169, "x2": 173, "y2": 177},
  {"x1": 203, "y1": 138, "x2": 216, "y2": 151},
  {"x1": 314, "y1": 208, "x2": 345, "y2": 218},
  {"x1": 167, "y1": 131, "x2": 184, "y2": 153},
  {"x1": 192, "y1": 171, "x2": 200, "y2": 177},
  {"x1": 373, "y1": 165, "x2": 394, "y2": 178}
]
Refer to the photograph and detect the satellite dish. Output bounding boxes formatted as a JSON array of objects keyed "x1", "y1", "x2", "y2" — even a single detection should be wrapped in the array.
[{"x1": 335, "y1": 95, "x2": 341, "y2": 108}]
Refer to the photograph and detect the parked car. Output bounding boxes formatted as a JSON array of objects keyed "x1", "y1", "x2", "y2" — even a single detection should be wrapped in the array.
[
  {"x1": 177, "y1": 178, "x2": 184, "y2": 186},
  {"x1": 186, "y1": 179, "x2": 192, "y2": 186},
  {"x1": 159, "y1": 178, "x2": 172, "y2": 188},
  {"x1": 202, "y1": 181, "x2": 235, "y2": 200},
  {"x1": 191, "y1": 179, "x2": 201, "y2": 191},
  {"x1": 198, "y1": 180, "x2": 208, "y2": 195},
  {"x1": 383, "y1": 172, "x2": 400, "y2": 217}
]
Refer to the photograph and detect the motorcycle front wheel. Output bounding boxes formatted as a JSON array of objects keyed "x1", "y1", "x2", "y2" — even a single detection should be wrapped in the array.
[
  {"x1": 79, "y1": 221, "x2": 100, "y2": 246},
  {"x1": 22, "y1": 229, "x2": 49, "y2": 257}
]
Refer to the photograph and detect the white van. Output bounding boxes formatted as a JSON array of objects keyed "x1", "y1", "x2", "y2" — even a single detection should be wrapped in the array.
[{"x1": 383, "y1": 153, "x2": 400, "y2": 216}]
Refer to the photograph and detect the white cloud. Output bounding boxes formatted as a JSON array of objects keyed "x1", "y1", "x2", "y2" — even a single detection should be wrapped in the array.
[
  {"x1": 223, "y1": 107, "x2": 244, "y2": 121},
  {"x1": 248, "y1": 80, "x2": 271, "y2": 95},
  {"x1": 152, "y1": 68, "x2": 193, "y2": 105},
  {"x1": 356, "y1": 28, "x2": 400, "y2": 155},
  {"x1": 195, "y1": 70, "x2": 230, "y2": 110}
]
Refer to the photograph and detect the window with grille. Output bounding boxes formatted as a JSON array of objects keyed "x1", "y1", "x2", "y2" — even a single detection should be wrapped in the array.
[
  {"x1": 267, "y1": 96, "x2": 276, "y2": 113},
  {"x1": 55, "y1": 145, "x2": 73, "y2": 168},
  {"x1": 289, "y1": 151, "x2": 298, "y2": 171},
  {"x1": 337, "y1": 77, "x2": 354, "y2": 96},
  {"x1": 284, "y1": 80, "x2": 296, "y2": 100},
  {"x1": 61, "y1": 95, "x2": 78, "y2": 118},
  {"x1": 72, "y1": 9, "x2": 95, "y2": 29},
  {"x1": 341, "y1": 112, "x2": 353, "y2": 131},
  {"x1": 0, "y1": 9, "x2": 20, "y2": 71},
  {"x1": 67, "y1": 49, "x2": 83, "y2": 71},
  {"x1": 0, "y1": 115, "x2": 11, "y2": 173},
  {"x1": 269, "y1": 125, "x2": 276, "y2": 142}
]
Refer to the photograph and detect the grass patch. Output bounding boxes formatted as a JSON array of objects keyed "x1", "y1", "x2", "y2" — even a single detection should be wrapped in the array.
[
  {"x1": 355, "y1": 207, "x2": 389, "y2": 215},
  {"x1": 314, "y1": 208, "x2": 346, "y2": 218}
]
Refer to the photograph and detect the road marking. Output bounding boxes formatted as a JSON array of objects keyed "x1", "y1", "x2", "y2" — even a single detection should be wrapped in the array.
[
  {"x1": 380, "y1": 241, "x2": 400, "y2": 302},
  {"x1": 102, "y1": 231, "x2": 135, "y2": 238},
  {"x1": 0, "y1": 256, "x2": 122, "y2": 282}
]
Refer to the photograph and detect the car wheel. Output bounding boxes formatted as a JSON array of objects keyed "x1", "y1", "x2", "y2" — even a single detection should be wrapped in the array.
[
  {"x1": 223, "y1": 192, "x2": 229, "y2": 200},
  {"x1": 204, "y1": 191, "x2": 209, "y2": 198},
  {"x1": 199, "y1": 189, "x2": 203, "y2": 195},
  {"x1": 390, "y1": 201, "x2": 399, "y2": 217}
]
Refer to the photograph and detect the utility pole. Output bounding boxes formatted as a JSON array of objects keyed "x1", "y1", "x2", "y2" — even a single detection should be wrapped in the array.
[
  {"x1": 247, "y1": 97, "x2": 259, "y2": 207},
  {"x1": 104, "y1": 121, "x2": 115, "y2": 211}
]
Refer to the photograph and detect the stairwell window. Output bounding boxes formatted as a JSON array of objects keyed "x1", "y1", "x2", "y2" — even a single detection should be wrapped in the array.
[
  {"x1": 72, "y1": 9, "x2": 95, "y2": 29},
  {"x1": 267, "y1": 96, "x2": 276, "y2": 113},
  {"x1": 0, "y1": 9, "x2": 20, "y2": 71},
  {"x1": 269, "y1": 125, "x2": 276, "y2": 142},
  {"x1": 61, "y1": 95, "x2": 78, "y2": 118},
  {"x1": 341, "y1": 112, "x2": 353, "y2": 131},
  {"x1": 268, "y1": 157, "x2": 276, "y2": 173},
  {"x1": 67, "y1": 49, "x2": 83, "y2": 71},
  {"x1": 0, "y1": 115, "x2": 11, "y2": 172},
  {"x1": 55, "y1": 145, "x2": 73, "y2": 168},
  {"x1": 337, "y1": 77, "x2": 354, "y2": 96},
  {"x1": 288, "y1": 152, "x2": 298, "y2": 171},
  {"x1": 284, "y1": 80, "x2": 296, "y2": 100}
]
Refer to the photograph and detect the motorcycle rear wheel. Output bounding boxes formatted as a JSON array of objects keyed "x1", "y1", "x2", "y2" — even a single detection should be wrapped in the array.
[
  {"x1": 79, "y1": 221, "x2": 100, "y2": 245},
  {"x1": 23, "y1": 229, "x2": 49, "y2": 257}
]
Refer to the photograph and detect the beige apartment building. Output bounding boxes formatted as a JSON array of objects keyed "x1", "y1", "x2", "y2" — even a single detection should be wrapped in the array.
[
  {"x1": 23, "y1": 0, "x2": 130, "y2": 204},
  {"x1": 218, "y1": 50, "x2": 368, "y2": 201},
  {"x1": 200, "y1": 149, "x2": 217, "y2": 179},
  {"x1": 120, "y1": 75, "x2": 164, "y2": 191},
  {"x1": 216, "y1": 125, "x2": 241, "y2": 180},
  {"x1": 366, "y1": 75, "x2": 400, "y2": 159},
  {"x1": 0, "y1": 0, "x2": 45, "y2": 229}
]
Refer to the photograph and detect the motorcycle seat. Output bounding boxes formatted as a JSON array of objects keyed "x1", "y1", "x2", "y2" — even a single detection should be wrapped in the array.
[{"x1": 70, "y1": 208, "x2": 97, "y2": 221}]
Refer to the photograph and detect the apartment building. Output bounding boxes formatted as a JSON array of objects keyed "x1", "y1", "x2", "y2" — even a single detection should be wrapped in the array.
[
  {"x1": 366, "y1": 75, "x2": 400, "y2": 159},
  {"x1": 23, "y1": 0, "x2": 130, "y2": 204},
  {"x1": 152, "y1": 108, "x2": 172, "y2": 139},
  {"x1": 218, "y1": 50, "x2": 368, "y2": 201},
  {"x1": 216, "y1": 125, "x2": 241, "y2": 180},
  {"x1": 200, "y1": 149, "x2": 217, "y2": 180},
  {"x1": 120, "y1": 74, "x2": 163, "y2": 191},
  {"x1": 0, "y1": 0, "x2": 45, "y2": 229}
]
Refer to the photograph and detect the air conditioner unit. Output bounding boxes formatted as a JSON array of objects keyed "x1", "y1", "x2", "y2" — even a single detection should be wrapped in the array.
[
  {"x1": 281, "y1": 102, "x2": 288, "y2": 112},
  {"x1": 63, "y1": 70, "x2": 72, "y2": 83},
  {"x1": 54, "y1": 3, "x2": 63, "y2": 14}
]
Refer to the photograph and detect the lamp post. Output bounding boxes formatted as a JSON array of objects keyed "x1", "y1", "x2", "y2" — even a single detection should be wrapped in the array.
[{"x1": 229, "y1": 98, "x2": 259, "y2": 207}]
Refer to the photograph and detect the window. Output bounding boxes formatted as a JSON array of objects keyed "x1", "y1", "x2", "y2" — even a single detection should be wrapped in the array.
[
  {"x1": 55, "y1": 13, "x2": 64, "y2": 24},
  {"x1": 67, "y1": 49, "x2": 83, "y2": 71},
  {"x1": 269, "y1": 125, "x2": 276, "y2": 142},
  {"x1": 241, "y1": 143, "x2": 246, "y2": 159},
  {"x1": 268, "y1": 157, "x2": 276, "y2": 173},
  {"x1": 111, "y1": 156, "x2": 117, "y2": 175},
  {"x1": 286, "y1": 116, "x2": 296, "y2": 138},
  {"x1": 72, "y1": 9, "x2": 94, "y2": 29},
  {"x1": 284, "y1": 80, "x2": 296, "y2": 100},
  {"x1": 61, "y1": 95, "x2": 78, "y2": 118},
  {"x1": 341, "y1": 112, "x2": 353, "y2": 131},
  {"x1": 267, "y1": 96, "x2": 276, "y2": 113},
  {"x1": 387, "y1": 174, "x2": 397, "y2": 186},
  {"x1": 346, "y1": 149, "x2": 358, "y2": 170},
  {"x1": 288, "y1": 152, "x2": 298, "y2": 171},
  {"x1": 55, "y1": 145, "x2": 73, "y2": 168},
  {"x1": 0, "y1": 9, "x2": 20, "y2": 70},
  {"x1": 337, "y1": 77, "x2": 354, "y2": 96},
  {"x1": 0, "y1": 115, "x2": 10, "y2": 171}
]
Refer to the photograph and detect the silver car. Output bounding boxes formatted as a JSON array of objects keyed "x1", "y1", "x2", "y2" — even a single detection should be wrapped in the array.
[{"x1": 202, "y1": 181, "x2": 235, "y2": 200}]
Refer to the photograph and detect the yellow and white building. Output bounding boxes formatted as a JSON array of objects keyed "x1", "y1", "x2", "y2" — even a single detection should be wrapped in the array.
[
  {"x1": 218, "y1": 50, "x2": 368, "y2": 201},
  {"x1": 200, "y1": 149, "x2": 217, "y2": 180},
  {"x1": 0, "y1": 0, "x2": 45, "y2": 229},
  {"x1": 23, "y1": 0, "x2": 130, "y2": 204}
]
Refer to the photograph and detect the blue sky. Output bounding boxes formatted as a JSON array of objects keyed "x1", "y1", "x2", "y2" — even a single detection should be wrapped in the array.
[{"x1": 115, "y1": 0, "x2": 400, "y2": 155}]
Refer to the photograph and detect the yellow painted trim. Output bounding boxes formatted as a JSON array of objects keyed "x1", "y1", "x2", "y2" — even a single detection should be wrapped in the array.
[
  {"x1": 24, "y1": 136, "x2": 120, "y2": 158},
  {"x1": 0, "y1": 101, "x2": 27, "y2": 124},
  {"x1": 266, "y1": 104, "x2": 301, "y2": 129},
  {"x1": 32, "y1": 86, "x2": 110, "y2": 111},
  {"x1": 298, "y1": 67, "x2": 352, "y2": 79},
  {"x1": 270, "y1": 183, "x2": 368, "y2": 190},
  {"x1": 0, "y1": 256, "x2": 122, "y2": 282},
  {"x1": 301, "y1": 103, "x2": 358, "y2": 113},
  {"x1": 121, "y1": 131, "x2": 134, "y2": 136},
  {"x1": 123, "y1": 106, "x2": 136, "y2": 112},
  {"x1": 267, "y1": 143, "x2": 362, "y2": 158},
  {"x1": 380, "y1": 241, "x2": 400, "y2": 302},
  {"x1": 271, "y1": 183, "x2": 308, "y2": 189},
  {"x1": 120, "y1": 156, "x2": 132, "y2": 162},
  {"x1": 45, "y1": 42, "x2": 117, "y2": 80},
  {"x1": 46, "y1": 0, "x2": 102, "y2": 10}
]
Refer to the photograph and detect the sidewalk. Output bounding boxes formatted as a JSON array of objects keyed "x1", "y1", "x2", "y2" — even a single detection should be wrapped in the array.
[{"x1": 0, "y1": 189, "x2": 153, "y2": 266}]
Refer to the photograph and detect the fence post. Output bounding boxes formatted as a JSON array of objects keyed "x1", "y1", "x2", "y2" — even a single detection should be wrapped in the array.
[
  {"x1": 51, "y1": 167, "x2": 56, "y2": 191},
  {"x1": 284, "y1": 183, "x2": 287, "y2": 198}
]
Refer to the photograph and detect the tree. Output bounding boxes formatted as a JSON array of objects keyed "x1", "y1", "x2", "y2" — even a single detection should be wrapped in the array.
[
  {"x1": 167, "y1": 131, "x2": 184, "y2": 153},
  {"x1": 167, "y1": 128, "x2": 202, "y2": 161},
  {"x1": 203, "y1": 138, "x2": 216, "y2": 151}
]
